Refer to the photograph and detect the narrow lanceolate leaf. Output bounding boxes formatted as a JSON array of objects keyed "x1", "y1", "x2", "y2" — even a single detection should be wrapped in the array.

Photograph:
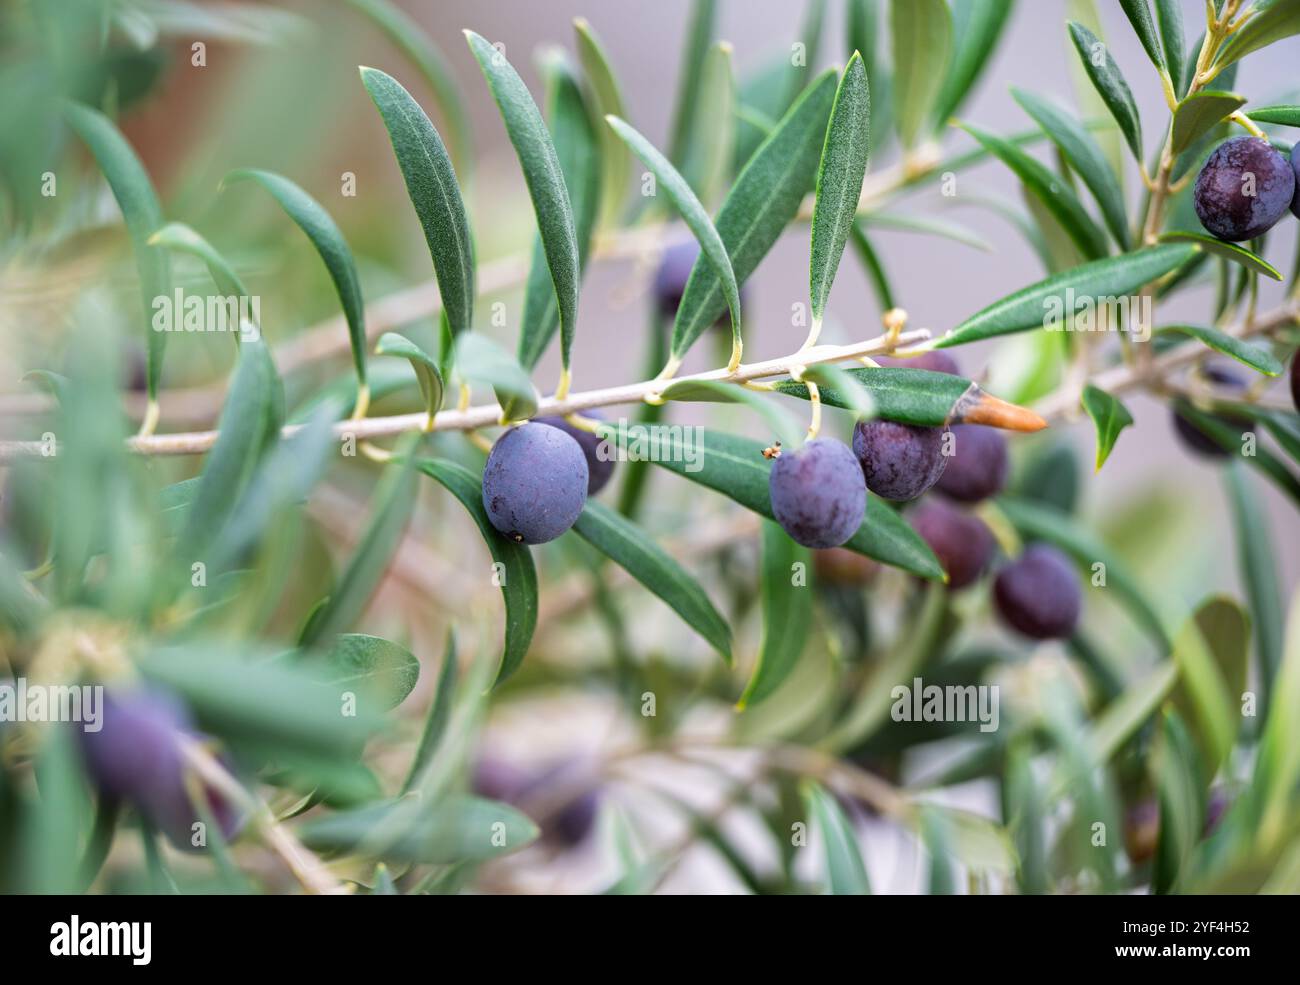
[
  {"x1": 466, "y1": 31, "x2": 580, "y2": 367},
  {"x1": 225, "y1": 169, "x2": 363, "y2": 375},
  {"x1": 1247, "y1": 104, "x2": 1300, "y2": 127},
  {"x1": 1170, "y1": 91, "x2": 1246, "y2": 155},
  {"x1": 147, "y1": 221, "x2": 250, "y2": 305},
  {"x1": 300, "y1": 451, "x2": 418, "y2": 648},
  {"x1": 183, "y1": 336, "x2": 282, "y2": 558},
  {"x1": 1080, "y1": 384, "x2": 1133, "y2": 471},
  {"x1": 1154, "y1": 0, "x2": 1186, "y2": 96},
  {"x1": 774, "y1": 367, "x2": 1046, "y2": 431},
  {"x1": 671, "y1": 70, "x2": 838, "y2": 359},
  {"x1": 401, "y1": 631, "x2": 458, "y2": 794},
  {"x1": 737, "y1": 521, "x2": 812, "y2": 708},
  {"x1": 1213, "y1": 0, "x2": 1300, "y2": 70},
  {"x1": 597, "y1": 424, "x2": 944, "y2": 579},
  {"x1": 573, "y1": 500, "x2": 731, "y2": 663},
  {"x1": 859, "y1": 211, "x2": 994, "y2": 252},
  {"x1": 1011, "y1": 87, "x2": 1130, "y2": 249},
  {"x1": 1225, "y1": 464, "x2": 1284, "y2": 719},
  {"x1": 606, "y1": 115, "x2": 741, "y2": 350},
  {"x1": 416, "y1": 459, "x2": 538, "y2": 686},
  {"x1": 1118, "y1": 0, "x2": 1165, "y2": 71},
  {"x1": 998, "y1": 496, "x2": 1172, "y2": 648},
  {"x1": 1168, "y1": 598, "x2": 1241, "y2": 775},
  {"x1": 960, "y1": 122, "x2": 1109, "y2": 261},
  {"x1": 810, "y1": 52, "x2": 870, "y2": 326},
  {"x1": 1067, "y1": 21, "x2": 1143, "y2": 161},
  {"x1": 518, "y1": 49, "x2": 600, "y2": 370},
  {"x1": 666, "y1": 0, "x2": 718, "y2": 166},
  {"x1": 573, "y1": 17, "x2": 629, "y2": 227},
  {"x1": 890, "y1": 0, "x2": 952, "y2": 149},
  {"x1": 799, "y1": 363, "x2": 876, "y2": 420},
  {"x1": 805, "y1": 782, "x2": 871, "y2": 894},
  {"x1": 933, "y1": 243, "x2": 1196, "y2": 348},
  {"x1": 1153, "y1": 324, "x2": 1283, "y2": 376},
  {"x1": 361, "y1": 67, "x2": 475, "y2": 342},
  {"x1": 454, "y1": 333, "x2": 539, "y2": 422},
  {"x1": 345, "y1": 0, "x2": 472, "y2": 175},
  {"x1": 933, "y1": 0, "x2": 1016, "y2": 126},
  {"x1": 63, "y1": 102, "x2": 170, "y2": 398},
  {"x1": 679, "y1": 41, "x2": 736, "y2": 209},
  {"x1": 375, "y1": 332, "x2": 445, "y2": 418},
  {"x1": 850, "y1": 221, "x2": 896, "y2": 312},
  {"x1": 1158, "y1": 230, "x2": 1283, "y2": 282}
]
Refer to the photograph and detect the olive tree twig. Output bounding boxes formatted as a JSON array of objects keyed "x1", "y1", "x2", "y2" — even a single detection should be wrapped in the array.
[{"x1": 0, "y1": 329, "x2": 935, "y2": 462}]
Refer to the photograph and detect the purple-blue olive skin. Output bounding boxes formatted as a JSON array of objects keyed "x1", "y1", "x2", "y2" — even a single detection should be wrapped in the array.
[
  {"x1": 908, "y1": 498, "x2": 995, "y2": 589},
  {"x1": 533, "y1": 413, "x2": 615, "y2": 495},
  {"x1": 1170, "y1": 366, "x2": 1253, "y2": 458},
  {"x1": 78, "y1": 689, "x2": 242, "y2": 850},
  {"x1": 768, "y1": 438, "x2": 867, "y2": 549},
  {"x1": 1290, "y1": 148, "x2": 1300, "y2": 220},
  {"x1": 652, "y1": 240, "x2": 744, "y2": 326},
  {"x1": 877, "y1": 351, "x2": 961, "y2": 376},
  {"x1": 472, "y1": 756, "x2": 600, "y2": 848},
  {"x1": 482, "y1": 422, "x2": 589, "y2": 544},
  {"x1": 935, "y1": 424, "x2": 1009, "y2": 503},
  {"x1": 993, "y1": 544, "x2": 1082, "y2": 640},
  {"x1": 1193, "y1": 136, "x2": 1295, "y2": 242},
  {"x1": 852, "y1": 420, "x2": 948, "y2": 502}
]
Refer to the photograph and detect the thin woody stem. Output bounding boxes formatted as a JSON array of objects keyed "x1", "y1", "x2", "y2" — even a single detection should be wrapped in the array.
[{"x1": 0, "y1": 330, "x2": 931, "y2": 462}]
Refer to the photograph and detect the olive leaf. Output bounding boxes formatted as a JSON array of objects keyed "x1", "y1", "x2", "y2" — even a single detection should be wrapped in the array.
[
  {"x1": 466, "y1": 30, "x2": 580, "y2": 369},
  {"x1": 361, "y1": 67, "x2": 475, "y2": 344},
  {"x1": 810, "y1": 51, "x2": 870, "y2": 327},
  {"x1": 573, "y1": 17, "x2": 629, "y2": 227},
  {"x1": 804, "y1": 782, "x2": 871, "y2": 894},
  {"x1": 1247, "y1": 104, "x2": 1300, "y2": 127},
  {"x1": 415, "y1": 459, "x2": 538, "y2": 686},
  {"x1": 401, "y1": 630, "x2": 459, "y2": 794},
  {"x1": 933, "y1": 243, "x2": 1196, "y2": 348},
  {"x1": 1010, "y1": 87, "x2": 1130, "y2": 250},
  {"x1": 1080, "y1": 383, "x2": 1134, "y2": 471},
  {"x1": 374, "y1": 332, "x2": 445, "y2": 419},
  {"x1": 147, "y1": 221, "x2": 250, "y2": 303},
  {"x1": 1212, "y1": 0, "x2": 1300, "y2": 71},
  {"x1": 573, "y1": 500, "x2": 732, "y2": 663},
  {"x1": 890, "y1": 0, "x2": 952, "y2": 149},
  {"x1": 1067, "y1": 20, "x2": 1143, "y2": 162},
  {"x1": 1118, "y1": 0, "x2": 1165, "y2": 72},
  {"x1": 63, "y1": 101, "x2": 171, "y2": 399},
  {"x1": 1154, "y1": 0, "x2": 1186, "y2": 96},
  {"x1": 1152, "y1": 323, "x2": 1283, "y2": 375},
  {"x1": 671, "y1": 69, "x2": 838, "y2": 360},
  {"x1": 1158, "y1": 230, "x2": 1282, "y2": 282},
  {"x1": 345, "y1": 0, "x2": 473, "y2": 175},
  {"x1": 518, "y1": 48, "x2": 601, "y2": 370},
  {"x1": 224, "y1": 169, "x2": 367, "y2": 384},
  {"x1": 933, "y1": 0, "x2": 1015, "y2": 126},
  {"x1": 736, "y1": 521, "x2": 812, "y2": 708},
  {"x1": 605, "y1": 115, "x2": 741, "y2": 354},
  {"x1": 679, "y1": 41, "x2": 736, "y2": 209},
  {"x1": 659, "y1": 379, "x2": 803, "y2": 448},
  {"x1": 454, "y1": 333, "x2": 539, "y2": 422},
  {"x1": 321, "y1": 633, "x2": 420, "y2": 711},
  {"x1": 849, "y1": 221, "x2": 896, "y2": 312},
  {"x1": 1170, "y1": 90, "x2": 1246, "y2": 155},
  {"x1": 665, "y1": 0, "x2": 719, "y2": 166},
  {"x1": 960, "y1": 121, "x2": 1109, "y2": 261},
  {"x1": 859, "y1": 211, "x2": 994, "y2": 252}
]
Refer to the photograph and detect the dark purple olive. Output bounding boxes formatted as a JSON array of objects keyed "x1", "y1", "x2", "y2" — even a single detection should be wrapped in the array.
[
  {"x1": 852, "y1": 420, "x2": 948, "y2": 501},
  {"x1": 768, "y1": 438, "x2": 866, "y2": 548},
  {"x1": 934, "y1": 424, "x2": 1009, "y2": 503},
  {"x1": 1193, "y1": 136, "x2": 1295, "y2": 242},
  {"x1": 482, "y1": 422, "x2": 588, "y2": 543},
  {"x1": 993, "y1": 543, "x2": 1082, "y2": 640},
  {"x1": 1170, "y1": 366, "x2": 1254, "y2": 458},
  {"x1": 876, "y1": 351, "x2": 961, "y2": 376},
  {"x1": 908, "y1": 498, "x2": 996, "y2": 589}
]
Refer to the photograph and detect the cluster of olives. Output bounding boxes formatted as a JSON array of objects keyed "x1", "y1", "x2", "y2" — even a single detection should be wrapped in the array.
[
  {"x1": 1192, "y1": 135, "x2": 1298, "y2": 243},
  {"x1": 811, "y1": 352, "x2": 1082, "y2": 641},
  {"x1": 78, "y1": 687, "x2": 244, "y2": 850}
]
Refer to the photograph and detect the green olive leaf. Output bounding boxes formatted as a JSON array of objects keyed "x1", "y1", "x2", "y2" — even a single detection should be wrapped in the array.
[
  {"x1": 810, "y1": 52, "x2": 870, "y2": 326},
  {"x1": 1170, "y1": 90, "x2": 1246, "y2": 155},
  {"x1": 224, "y1": 169, "x2": 367, "y2": 383},
  {"x1": 454, "y1": 333, "x2": 539, "y2": 422},
  {"x1": 804, "y1": 782, "x2": 871, "y2": 894},
  {"x1": 1154, "y1": 0, "x2": 1186, "y2": 97},
  {"x1": 1118, "y1": 0, "x2": 1165, "y2": 72},
  {"x1": 374, "y1": 331, "x2": 445, "y2": 419},
  {"x1": 573, "y1": 17, "x2": 629, "y2": 227},
  {"x1": 933, "y1": 0, "x2": 1015, "y2": 126},
  {"x1": 466, "y1": 30, "x2": 580, "y2": 368},
  {"x1": 416, "y1": 459, "x2": 538, "y2": 686},
  {"x1": 360, "y1": 67, "x2": 475, "y2": 347},
  {"x1": 1247, "y1": 104, "x2": 1300, "y2": 127},
  {"x1": 890, "y1": 0, "x2": 952, "y2": 149},
  {"x1": 1158, "y1": 230, "x2": 1283, "y2": 282},
  {"x1": 1067, "y1": 20, "x2": 1144, "y2": 162},
  {"x1": 1212, "y1": 0, "x2": 1300, "y2": 71},
  {"x1": 573, "y1": 500, "x2": 731, "y2": 663},
  {"x1": 1080, "y1": 383, "x2": 1134, "y2": 471},
  {"x1": 1152, "y1": 323, "x2": 1283, "y2": 375},
  {"x1": 737, "y1": 520, "x2": 812, "y2": 708}
]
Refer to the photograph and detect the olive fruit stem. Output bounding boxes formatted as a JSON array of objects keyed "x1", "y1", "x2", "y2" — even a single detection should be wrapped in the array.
[
  {"x1": 555, "y1": 365, "x2": 573, "y2": 401},
  {"x1": 138, "y1": 398, "x2": 160, "y2": 438},
  {"x1": 804, "y1": 380, "x2": 823, "y2": 441},
  {"x1": 350, "y1": 382, "x2": 371, "y2": 421},
  {"x1": 1228, "y1": 111, "x2": 1266, "y2": 139}
]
